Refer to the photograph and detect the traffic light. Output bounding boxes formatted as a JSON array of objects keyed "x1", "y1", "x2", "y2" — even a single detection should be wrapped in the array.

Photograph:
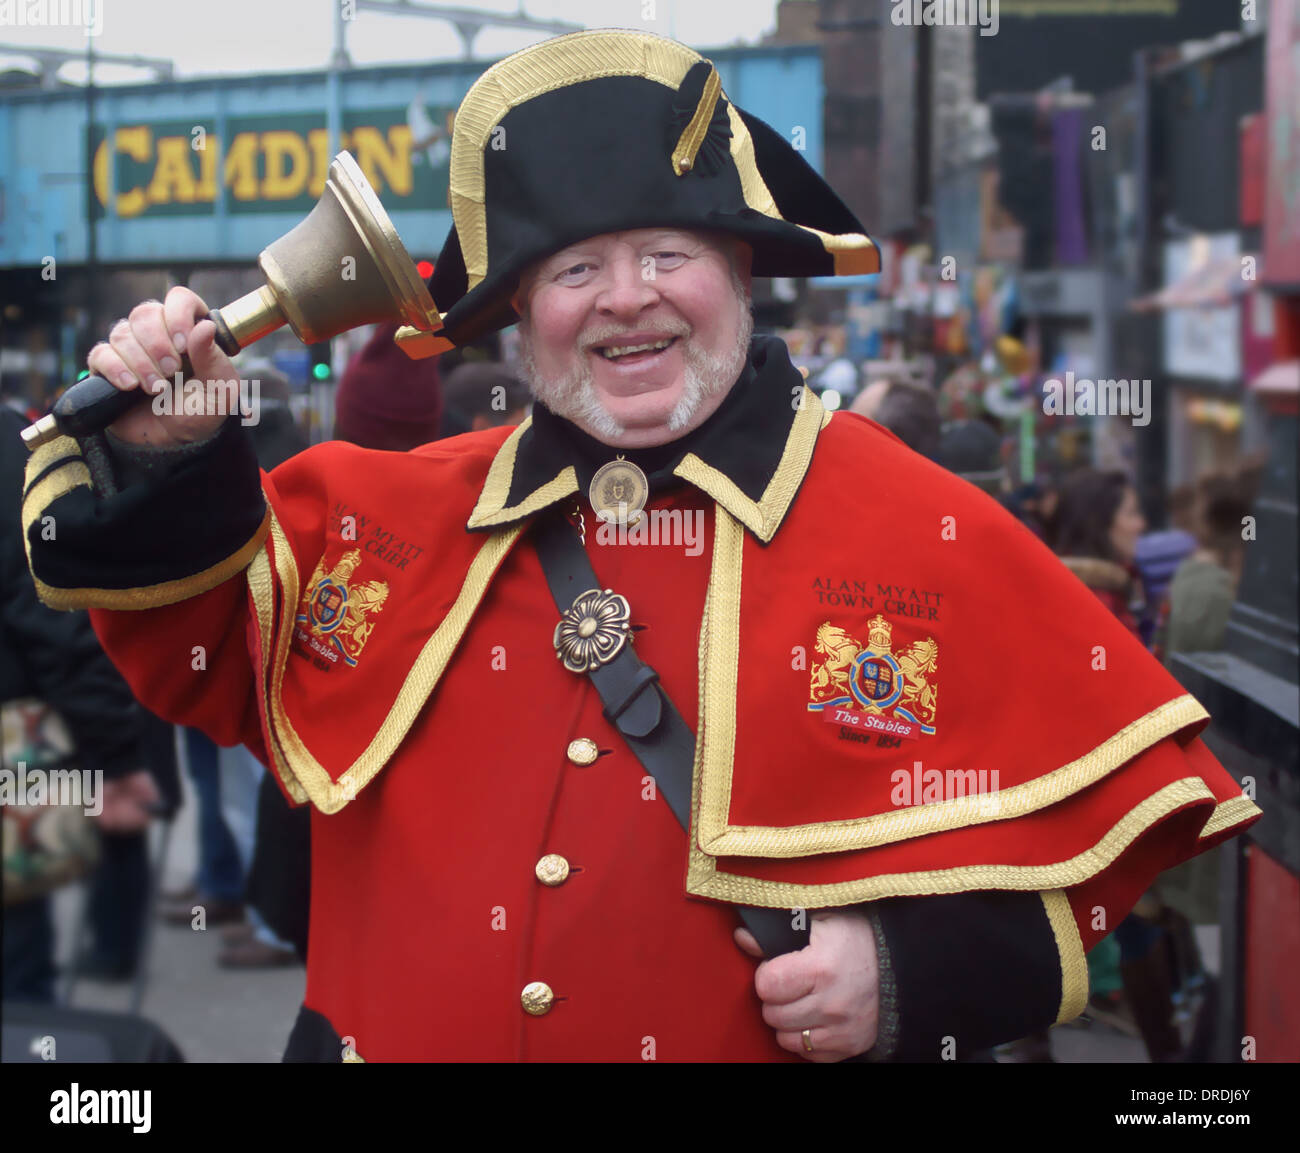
[{"x1": 308, "y1": 340, "x2": 333, "y2": 383}]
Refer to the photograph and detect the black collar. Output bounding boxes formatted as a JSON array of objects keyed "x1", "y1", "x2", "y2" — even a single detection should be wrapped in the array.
[{"x1": 466, "y1": 334, "x2": 827, "y2": 542}]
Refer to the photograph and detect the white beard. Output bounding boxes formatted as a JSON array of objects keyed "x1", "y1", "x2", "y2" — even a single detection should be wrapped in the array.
[{"x1": 516, "y1": 276, "x2": 754, "y2": 443}]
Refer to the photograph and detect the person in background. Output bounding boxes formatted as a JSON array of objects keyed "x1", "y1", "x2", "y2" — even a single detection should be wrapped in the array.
[
  {"x1": 335, "y1": 321, "x2": 442, "y2": 451},
  {"x1": 213, "y1": 363, "x2": 308, "y2": 969},
  {"x1": 159, "y1": 728, "x2": 245, "y2": 929},
  {"x1": 1049, "y1": 467, "x2": 1192, "y2": 1062},
  {"x1": 850, "y1": 380, "x2": 941, "y2": 462},
  {"x1": 1000, "y1": 481, "x2": 1058, "y2": 543},
  {"x1": 1050, "y1": 469, "x2": 1147, "y2": 640},
  {"x1": 1134, "y1": 483, "x2": 1197, "y2": 649},
  {"x1": 1158, "y1": 472, "x2": 1253, "y2": 659},
  {"x1": 1149, "y1": 469, "x2": 1256, "y2": 1055},
  {"x1": 936, "y1": 418, "x2": 1005, "y2": 498},
  {"x1": 438, "y1": 362, "x2": 531, "y2": 439},
  {"x1": 158, "y1": 364, "x2": 308, "y2": 963},
  {"x1": 2, "y1": 406, "x2": 162, "y2": 997}
]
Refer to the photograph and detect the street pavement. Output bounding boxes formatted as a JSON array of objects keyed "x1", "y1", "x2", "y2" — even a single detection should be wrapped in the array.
[
  {"x1": 51, "y1": 774, "x2": 1182, "y2": 1063},
  {"x1": 53, "y1": 777, "x2": 303, "y2": 1063}
]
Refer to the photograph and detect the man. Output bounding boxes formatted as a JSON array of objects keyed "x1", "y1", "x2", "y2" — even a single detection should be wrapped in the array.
[
  {"x1": 850, "y1": 380, "x2": 942, "y2": 461},
  {"x1": 334, "y1": 321, "x2": 443, "y2": 450},
  {"x1": 23, "y1": 30, "x2": 1257, "y2": 1062},
  {"x1": 438, "y1": 362, "x2": 530, "y2": 439},
  {"x1": 2, "y1": 404, "x2": 161, "y2": 998}
]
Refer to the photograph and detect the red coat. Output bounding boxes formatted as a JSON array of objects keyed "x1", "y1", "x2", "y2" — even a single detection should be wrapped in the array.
[{"x1": 23, "y1": 342, "x2": 1259, "y2": 1061}]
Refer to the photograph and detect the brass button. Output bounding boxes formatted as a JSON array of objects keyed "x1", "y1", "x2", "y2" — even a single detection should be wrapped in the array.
[
  {"x1": 535, "y1": 853, "x2": 570, "y2": 886},
  {"x1": 521, "y1": 981, "x2": 554, "y2": 1016},
  {"x1": 567, "y1": 737, "x2": 599, "y2": 766}
]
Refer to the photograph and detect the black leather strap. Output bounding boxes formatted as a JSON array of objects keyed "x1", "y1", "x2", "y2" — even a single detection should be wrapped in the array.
[{"x1": 532, "y1": 510, "x2": 809, "y2": 958}]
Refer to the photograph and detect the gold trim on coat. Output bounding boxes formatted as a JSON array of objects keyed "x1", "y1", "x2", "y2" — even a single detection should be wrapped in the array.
[
  {"x1": 251, "y1": 508, "x2": 524, "y2": 813},
  {"x1": 695, "y1": 695, "x2": 1211, "y2": 859},
  {"x1": 1199, "y1": 793, "x2": 1262, "y2": 839},
  {"x1": 246, "y1": 544, "x2": 308, "y2": 806},
  {"x1": 694, "y1": 503, "x2": 745, "y2": 846},
  {"x1": 22, "y1": 459, "x2": 92, "y2": 531},
  {"x1": 22, "y1": 433, "x2": 84, "y2": 493},
  {"x1": 21, "y1": 431, "x2": 270, "y2": 612},
  {"x1": 26, "y1": 488, "x2": 270, "y2": 613},
  {"x1": 1040, "y1": 890, "x2": 1089, "y2": 1025},
  {"x1": 672, "y1": 385, "x2": 824, "y2": 542},
  {"x1": 684, "y1": 777, "x2": 1221, "y2": 908},
  {"x1": 465, "y1": 415, "x2": 578, "y2": 529}
]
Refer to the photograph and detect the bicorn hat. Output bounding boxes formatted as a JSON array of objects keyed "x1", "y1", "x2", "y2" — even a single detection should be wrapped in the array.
[{"x1": 403, "y1": 29, "x2": 879, "y2": 356}]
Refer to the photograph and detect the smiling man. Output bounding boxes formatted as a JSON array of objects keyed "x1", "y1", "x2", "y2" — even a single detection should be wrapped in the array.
[
  {"x1": 512, "y1": 229, "x2": 753, "y2": 446},
  {"x1": 23, "y1": 29, "x2": 1258, "y2": 1063}
]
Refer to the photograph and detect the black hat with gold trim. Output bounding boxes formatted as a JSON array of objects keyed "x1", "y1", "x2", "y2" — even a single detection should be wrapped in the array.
[{"x1": 401, "y1": 29, "x2": 879, "y2": 357}]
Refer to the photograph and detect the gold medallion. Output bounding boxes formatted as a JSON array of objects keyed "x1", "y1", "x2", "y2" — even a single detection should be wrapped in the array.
[{"x1": 589, "y1": 458, "x2": 648, "y2": 525}]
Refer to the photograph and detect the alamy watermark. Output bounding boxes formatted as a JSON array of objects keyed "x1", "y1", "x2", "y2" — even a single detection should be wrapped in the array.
[
  {"x1": 0, "y1": 763, "x2": 103, "y2": 817},
  {"x1": 151, "y1": 374, "x2": 262, "y2": 427},
  {"x1": 595, "y1": 507, "x2": 704, "y2": 556},
  {"x1": 890, "y1": 759, "x2": 1002, "y2": 815},
  {"x1": 0, "y1": 0, "x2": 104, "y2": 35},
  {"x1": 891, "y1": 0, "x2": 999, "y2": 36},
  {"x1": 1042, "y1": 371, "x2": 1151, "y2": 428}
]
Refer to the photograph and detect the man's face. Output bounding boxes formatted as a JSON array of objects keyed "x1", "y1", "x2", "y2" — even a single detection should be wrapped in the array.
[{"x1": 511, "y1": 229, "x2": 753, "y2": 449}]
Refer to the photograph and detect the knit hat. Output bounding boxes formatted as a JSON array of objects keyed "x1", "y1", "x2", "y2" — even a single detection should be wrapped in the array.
[{"x1": 335, "y1": 322, "x2": 443, "y2": 451}]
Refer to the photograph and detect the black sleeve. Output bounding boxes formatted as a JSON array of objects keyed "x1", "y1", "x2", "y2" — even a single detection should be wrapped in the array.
[
  {"x1": 1, "y1": 410, "x2": 146, "y2": 780},
  {"x1": 23, "y1": 416, "x2": 267, "y2": 612},
  {"x1": 866, "y1": 890, "x2": 1068, "y2": 1061}
]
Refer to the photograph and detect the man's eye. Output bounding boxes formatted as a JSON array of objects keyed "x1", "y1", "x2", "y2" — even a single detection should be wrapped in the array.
[
  {"x1": 556, "y1": 263, "x2": 594, "y2": 282},
  {"x1": 652, "y1": 251, "x2": 687, "y2": 267}
]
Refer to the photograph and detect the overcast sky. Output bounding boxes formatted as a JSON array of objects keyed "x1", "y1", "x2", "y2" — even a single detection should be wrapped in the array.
[{"x1": 0, "y1": 0, "x2": 781, "y2": 85}]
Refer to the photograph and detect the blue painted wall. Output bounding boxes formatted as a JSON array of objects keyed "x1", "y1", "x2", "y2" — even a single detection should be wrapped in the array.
[{"x1": 0, "y1": 45, "x2": 822, "y2": 269}]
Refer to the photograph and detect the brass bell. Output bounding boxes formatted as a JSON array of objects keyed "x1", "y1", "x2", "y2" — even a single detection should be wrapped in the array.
[{"x1": 24, "y1": 151, "x2": 451, "y2": 449}]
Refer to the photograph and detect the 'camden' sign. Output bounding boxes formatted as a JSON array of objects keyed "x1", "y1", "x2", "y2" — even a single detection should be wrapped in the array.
[{"x1": 88, "y1": 109, "x2": 450, "y2": 220}]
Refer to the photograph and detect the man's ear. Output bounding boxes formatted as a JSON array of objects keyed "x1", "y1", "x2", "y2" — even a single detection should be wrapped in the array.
[{"x1": 509, "y1": 270, "x2": 534, "y2": 321}]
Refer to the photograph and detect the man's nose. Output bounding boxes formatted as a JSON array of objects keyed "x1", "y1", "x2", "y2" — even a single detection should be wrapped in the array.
[{"x1": 594, "y1": 255, "x2": 660, "y2": 318}]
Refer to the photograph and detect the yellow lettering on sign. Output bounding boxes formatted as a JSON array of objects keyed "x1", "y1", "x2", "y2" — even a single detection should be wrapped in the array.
[
  {"x1": 261, "y1": 130, "x2": 310, "y2": 200},
  {"x1": 196, "y1": 136, "x2": 219, "y2": 200},
  {"x1": 352, "y1": 125, "x2": 413, "y2": 196},
  {"x1": 224, "y1": 132, "x2": 260, "y2": 201},
  {"x1": 147, "y1": 137, "x2": 199, "y2": 204},
  {"x1": 89, "y1": 122, "x2": 416, "y2": 214},
  {"x1": 307, "y1": 128, "x2": 332, "y2": 200},
  {"x1": 93, "y1": 126, "x2": 152, "y2": 218}
]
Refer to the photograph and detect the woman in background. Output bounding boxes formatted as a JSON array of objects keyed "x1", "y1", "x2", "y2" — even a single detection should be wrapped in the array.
[
  {"x1": 1049, "y1": 469, "x2": 1194, "y2": 1063},
  {"x1": 1050, "y1": 469, "x2": 1148, "y2": 640}
]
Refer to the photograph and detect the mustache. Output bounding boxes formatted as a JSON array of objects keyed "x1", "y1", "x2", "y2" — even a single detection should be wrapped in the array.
[{"x1": 577, "y1": 319, "x2": 693, "y2": 353}]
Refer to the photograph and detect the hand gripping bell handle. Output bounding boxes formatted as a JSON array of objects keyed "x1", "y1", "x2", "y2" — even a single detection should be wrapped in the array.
[{"x1": 22, "y1": 308, "x2": 243, "y2": 450}]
